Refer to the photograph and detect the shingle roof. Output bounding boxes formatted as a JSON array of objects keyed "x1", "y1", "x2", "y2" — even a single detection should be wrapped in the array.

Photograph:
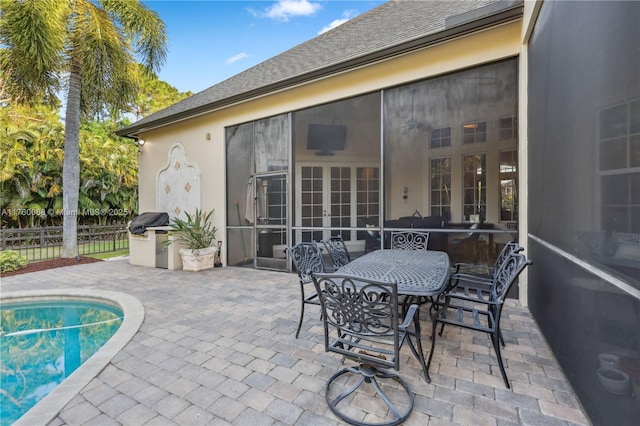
[{"x1": 118, "y1": 0, "x2": 521, "y2": 137}]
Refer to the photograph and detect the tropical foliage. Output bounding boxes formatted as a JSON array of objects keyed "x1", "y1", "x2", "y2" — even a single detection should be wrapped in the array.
[
  {"x1": 132, "y1": 64, "x2": 193, "y2": 119},
  {"x1": 167, "y1": 209, "x2": 218, "y2": 250},
  {"x1": 1, "y1": 80, "x2": 191, "y2": 228},
  {"x1": 0, "y1": 103, "x2": 137, "y2": 227},
  {"x1": 1, "y1": 103, "x2": 65, "y2": 227},
  {"x1": 0, "y1": 250, "x2": 28, "y2": 272},
  {"x1": 78, "y1": 121, "x2": 139, "y2": 225},
  {"x1": 0, "y1": 0, "x2": 168, "y2": 257}
]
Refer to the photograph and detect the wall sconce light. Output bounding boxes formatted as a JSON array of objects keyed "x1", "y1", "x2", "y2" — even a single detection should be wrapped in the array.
[
  {"x1": 135, "y1": 139, "x2": 145, "y2": 153},
  {"x1": 205, "y1": 132, "x2": 211, "y2": 141},
  {"x1": 402, "y1": 186, "x2": 408, "y2": 203}
]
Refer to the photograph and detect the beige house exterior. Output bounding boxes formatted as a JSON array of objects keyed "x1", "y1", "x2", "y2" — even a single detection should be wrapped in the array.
[{"x1": 120, "y1": 0, "x2": 531, "y2": 289}]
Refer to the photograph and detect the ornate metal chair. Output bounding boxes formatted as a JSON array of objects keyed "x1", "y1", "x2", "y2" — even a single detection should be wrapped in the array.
[
  {"x1": 390, "y1": 230, "x2": 429, "y2": 250},
  {"x1": 285, "y1": 242, "x2": 325, "y2": 338},
  {"x1": 321, "y1": 235, "x2": 351, "y2": 270},
  {"x1": 390, "y1": 230, "x2": 433, "y2": 320},
  {"x1": 311, "y1": 273, "x2": 430, "y2": 426},
  {"x1": 450, "y1": 241, "x2": 524, "y2": 287},
  {"x1": 443, "y1": 241, "x2": 524, "y2": 344},
  {"x1": 427, "y1": 252, "x2": 532, "y2": 388}
]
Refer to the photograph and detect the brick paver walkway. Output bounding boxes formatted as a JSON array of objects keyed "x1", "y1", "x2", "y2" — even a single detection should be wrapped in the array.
[{"x1": 1, "y1": 259, "x2": 590, "y2": 425}]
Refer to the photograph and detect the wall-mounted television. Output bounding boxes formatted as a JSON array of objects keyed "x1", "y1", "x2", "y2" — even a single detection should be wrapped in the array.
[{"x1": 306, "y1": 124, "x2": 347, "y2": 155}]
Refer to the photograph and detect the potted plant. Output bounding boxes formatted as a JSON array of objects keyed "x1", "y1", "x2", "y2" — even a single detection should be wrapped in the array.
[{"x1": 166, "y1": 209, "x2": 218, "y2": 271}]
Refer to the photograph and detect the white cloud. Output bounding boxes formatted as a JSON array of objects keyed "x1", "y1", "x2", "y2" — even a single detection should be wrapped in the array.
[
  {"x1": 318, "y1": 18, "x2": 348, "y2": 34},
  {"x1": 225, "y1": 53, "x2": 250, "y2": 65},
  {"x1": 249, "y1": 0, "x2": 323, "y2": 22},
  {"x1": 318, "y1": 9, "x2": 358, "y2": 34}
]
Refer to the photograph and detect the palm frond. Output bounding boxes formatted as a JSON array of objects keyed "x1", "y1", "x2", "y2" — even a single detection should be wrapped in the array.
[
  {"x1": 0, "y1": 0, "x2": 67, "y2": 105},
  {"x1": 69, "y1": 1, "x2": 132, "y2": 117},
  {"x1": 101, "y1": 0, "x2": 167, "y2": 73}
]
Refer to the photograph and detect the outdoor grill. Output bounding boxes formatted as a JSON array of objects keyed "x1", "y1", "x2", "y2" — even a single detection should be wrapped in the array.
[
  {"x1": 128, "y1": 212, "x2": 169, "y2": 235},
  {"x1": 128, "y1": 212, "x2": 171, "y2": 268}
]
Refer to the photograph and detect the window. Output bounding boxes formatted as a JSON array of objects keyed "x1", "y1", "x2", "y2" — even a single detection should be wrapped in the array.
[
  {"x1": 430, "y1": 127, "x2": 451, "y2": 148},
  {"x1": 599, "y1": 99, "x2": 640, "y2": 232},
  {"x1": 330, "y1": 167, "x2": 352, "y2": 240},
  {"x1": 356, "y1": 167, "x2": 380, "y2": 223},
  {"x1": 384, "y1": 60, "x2": 518, "y2": 225},
  {"x1": 499, "y1": 116, "x2": 518, "y2": 140},
  {"x1": 462, "y1": 121, "x2": 486, "y2": 144},
  {"x1": 600, "y1": 100, "x2": 640, "y2": 171},
  {"x1": 463, "y1": 154, "x2": 486, "y2": 222},
  {"x1": 430, "y1": 158, "x2": 451, "y2": 219},
  {"x1": 300, "y1": 166, "x2": 324, "y2": 233},
  {"x1": 499, "y1": 150, "x2": 518, "y2": 222}
]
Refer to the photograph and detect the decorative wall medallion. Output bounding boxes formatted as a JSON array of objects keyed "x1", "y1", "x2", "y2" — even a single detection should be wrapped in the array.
[{"x1": 156, "y1": 143, "x2": 201, "y2": 220}]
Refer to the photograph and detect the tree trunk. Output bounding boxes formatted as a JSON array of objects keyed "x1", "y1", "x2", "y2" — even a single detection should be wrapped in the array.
[{"x1": 61, "y1": 62, "x2": 81, "y2": 258}]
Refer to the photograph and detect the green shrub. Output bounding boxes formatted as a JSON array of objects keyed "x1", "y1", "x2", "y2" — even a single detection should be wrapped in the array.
[{"x1": 0, "y1": 250, "x2": 28, "y2": 273}]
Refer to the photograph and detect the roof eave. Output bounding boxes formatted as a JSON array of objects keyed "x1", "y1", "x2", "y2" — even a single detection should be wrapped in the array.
[{"x1": 117, "y1": 2, "x2": 523, "y2": 139}]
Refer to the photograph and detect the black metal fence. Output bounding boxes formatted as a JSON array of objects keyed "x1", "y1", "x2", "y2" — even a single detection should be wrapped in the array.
[{"x1": 1, "y1": 224, "x2": 129, "y2": 261}]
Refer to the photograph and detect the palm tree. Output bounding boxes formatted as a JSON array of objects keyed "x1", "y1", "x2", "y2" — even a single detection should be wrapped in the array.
[{"x1": 0, "y1": 0, "x2": 166, "y2": 257}]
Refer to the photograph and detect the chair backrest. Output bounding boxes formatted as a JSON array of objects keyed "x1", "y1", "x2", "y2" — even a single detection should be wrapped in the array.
[
  {"x1": 490, "y1": 241, "x2": 524, "y2": 279},
  {"x1": 390, "y1": 230, "x2": 429, "y2": 250},
  {"x1": 321, "y1": 235, "x2": 351, "y2": 269},
  {"x1": 490, "y1": 252, "x2": 532, "y2": 308},
  {"x1": 286, "y1": 242, "x2": 325, "y2": 284},
  {"x1": 311, "y1": 273, "x2": 401, "y2": 371}
]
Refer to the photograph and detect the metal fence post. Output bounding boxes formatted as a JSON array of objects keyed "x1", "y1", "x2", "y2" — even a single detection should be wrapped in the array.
[{"x1": 40, "y1": 227, "x2": 45, "y2": 261}]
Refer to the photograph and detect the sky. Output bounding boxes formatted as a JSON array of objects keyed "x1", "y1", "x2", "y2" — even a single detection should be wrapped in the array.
[{"x1": 144, "y1": 0, "x2": 385, "y2": 94}]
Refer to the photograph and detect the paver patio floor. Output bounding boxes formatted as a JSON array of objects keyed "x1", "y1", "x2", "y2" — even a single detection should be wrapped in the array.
[{"x1": 1, "y1": 259, "x2": 590, "y2": 425}]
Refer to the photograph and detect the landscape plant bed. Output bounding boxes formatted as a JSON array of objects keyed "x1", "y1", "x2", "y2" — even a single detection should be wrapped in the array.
[{"x1": 0, "y1": 257, "x2": 102, "y2": 277}]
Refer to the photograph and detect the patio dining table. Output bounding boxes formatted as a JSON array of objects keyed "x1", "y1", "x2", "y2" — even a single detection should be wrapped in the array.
[{"x1": 336, "y1": 249, "x2": 451, "y2": 298}]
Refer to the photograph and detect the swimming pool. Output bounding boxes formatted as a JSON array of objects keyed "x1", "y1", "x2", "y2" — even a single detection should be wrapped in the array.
[
  {"x1": 1, "y1": 299, "x2": 122, "y2": 425},
  {"x1": 0, "y1": 290, "x2": 144, "y2": 426}
]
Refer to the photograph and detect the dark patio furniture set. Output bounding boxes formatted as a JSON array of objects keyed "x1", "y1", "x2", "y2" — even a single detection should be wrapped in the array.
[{"x1": 286, "y1": 234, "x2": 531, "y2": 425}]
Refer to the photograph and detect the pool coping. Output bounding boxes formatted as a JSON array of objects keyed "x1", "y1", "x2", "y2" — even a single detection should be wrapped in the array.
[{"x1": 2, "y1": 289, "x2": 145, "y2": 426}]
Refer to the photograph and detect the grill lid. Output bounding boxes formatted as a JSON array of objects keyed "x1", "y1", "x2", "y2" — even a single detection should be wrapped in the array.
[{"x1": 128, "y1": 212, "x2": 170, "y2": 235}]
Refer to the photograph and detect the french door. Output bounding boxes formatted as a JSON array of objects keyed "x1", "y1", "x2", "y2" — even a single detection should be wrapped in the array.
[{"x1": 295, "y1": 164, "x2": 379, "y2": 249}]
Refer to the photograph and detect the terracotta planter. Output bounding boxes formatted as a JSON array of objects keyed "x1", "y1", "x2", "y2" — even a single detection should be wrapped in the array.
[{"x1": 179, "y1": 247, "x2": 216, "y2": 271}]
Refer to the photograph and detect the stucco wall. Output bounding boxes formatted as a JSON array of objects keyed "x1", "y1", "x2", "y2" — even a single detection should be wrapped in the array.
[{"x1": 136, "y1": 20, "x2": 523, "y2": 265}]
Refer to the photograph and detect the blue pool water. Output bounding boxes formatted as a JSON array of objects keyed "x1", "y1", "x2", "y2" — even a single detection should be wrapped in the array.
[{"x1": 0, "y1": 300, "x2": 123, "y2": 425}]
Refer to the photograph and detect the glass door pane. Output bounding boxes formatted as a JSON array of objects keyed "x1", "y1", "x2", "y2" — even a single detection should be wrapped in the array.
[
  {"x1": 299, "y1": 166, "x2": 324, "y2": 242},
  {"x1": 296, "y1": 165, "x2": 379, "y2": 252},
  {"x1": 499, "y1": 150, "x2": 518, "y2": 222},
  {"x1": 463, "y1": 154, "x2": 486, "y2": 222},
  {"x1": 330, "y1": 167, "x2": 351, "y2": 241},
  {"x1": 255, "y1": 172, "x2": 288, "y2": 270}
]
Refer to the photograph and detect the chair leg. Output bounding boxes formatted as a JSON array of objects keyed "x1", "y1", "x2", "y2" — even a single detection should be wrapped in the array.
[
  {"x1": 426, "y1": 315, "x2": 439, "y2": 377},
  {"x1": 296, "y1": 291, "x2": 305, "y2": 339},
  {"x1": 370, "y1": 374, "x2": 408, "y2": 421},
  {"x1": 407, "y1": 315, "x2": 431, "y2": 382},
  {"x1": 491, "y1": 332, "x2": 510, "y2": 388},
  {"x1": 325, "y1": 365, "x2": 414, "y2": 426},
  {"x1": 437, "y1": 296, "x2": 450, "y2": 336}
]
